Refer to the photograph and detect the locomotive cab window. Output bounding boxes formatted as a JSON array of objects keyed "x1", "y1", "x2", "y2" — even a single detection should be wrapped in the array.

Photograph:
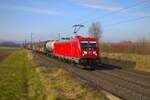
[
  {"x1": 89, "y1": 41, "x2": 97, "y2": 49},
  {"x1": 80, "y1": 41, "x2": 88, "y2": 50},
  {"x1": 80, "y1": 40, "x2": 97, "y2": 50}
]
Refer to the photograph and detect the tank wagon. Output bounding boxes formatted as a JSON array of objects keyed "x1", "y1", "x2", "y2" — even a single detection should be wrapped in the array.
[{"x1": 28, "y1": 36, "x2": 100, "y2": 68}]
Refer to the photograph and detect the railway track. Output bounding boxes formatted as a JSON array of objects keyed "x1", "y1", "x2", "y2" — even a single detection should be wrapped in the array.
[{"x1": 33, "y1": 52, "x2": 150, "y2": 100}]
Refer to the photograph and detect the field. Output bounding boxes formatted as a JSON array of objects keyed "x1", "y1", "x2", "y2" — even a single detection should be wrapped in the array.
[
  {"x1": 0, "y1": 47, "x2": 18, "y2": 62},
  {"x1": 101, "y1": 52, "x2": 150, "y2": 72},
  {"x1": 0, "y1": 48, "x2": 107, "y2": 100},
  {"x1": 101, "y1": 42, "x2": 150, "y2": 72}
]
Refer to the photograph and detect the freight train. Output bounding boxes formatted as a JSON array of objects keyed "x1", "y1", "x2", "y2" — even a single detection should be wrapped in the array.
[{"x1": 27, "y1": 36, "x2": 100, "y2": 68}]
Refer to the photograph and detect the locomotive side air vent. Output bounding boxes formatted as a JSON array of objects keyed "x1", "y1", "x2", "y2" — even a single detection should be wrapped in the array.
[
  {"x1": 61, "y1": 37, "x2": 71, "y2": 40},
  {"x1": 61, "y1": 37, "x2": 71, "y2": 42},
  {"x1": 75, "y1": 35, "x2": 82, "y2": 38}
]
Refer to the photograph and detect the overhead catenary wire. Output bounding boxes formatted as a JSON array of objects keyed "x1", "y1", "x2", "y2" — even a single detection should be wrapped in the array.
[
  {"x1": 103, "y1": 16, "x2": 150, "y2": 29},
  {"x1": 51, "y1": 0, "x2": 150, "y2": 38},
  {"x1": 78, "y1": 0, "x2": 150, "y2": 25}
]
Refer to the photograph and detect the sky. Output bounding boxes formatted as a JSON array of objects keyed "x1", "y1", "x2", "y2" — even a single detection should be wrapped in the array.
[{"x1": 0, "y1": 0, "x2": 150, "y2": 42}]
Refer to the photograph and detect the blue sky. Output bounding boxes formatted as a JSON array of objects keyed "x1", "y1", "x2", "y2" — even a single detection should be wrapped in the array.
[{"x1": 0, "y1": 0, "x2": 150, "y2": 42}]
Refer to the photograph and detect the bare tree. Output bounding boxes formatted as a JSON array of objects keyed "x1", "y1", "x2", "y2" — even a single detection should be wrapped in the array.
[{"x1": 88, "y1": 22, "x2": 103, "y2": 44}]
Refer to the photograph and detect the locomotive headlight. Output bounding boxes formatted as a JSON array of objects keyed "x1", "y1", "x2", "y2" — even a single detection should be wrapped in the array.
[
  {"x1": 93, "y1": 51, "x2": 97, "y2": 56},
  {"x1": 82, "y1": 51, "x2": 87, "y2": 56},
  {"x1": 83, "y1": 51, "x2": 87, "y2": 54}
]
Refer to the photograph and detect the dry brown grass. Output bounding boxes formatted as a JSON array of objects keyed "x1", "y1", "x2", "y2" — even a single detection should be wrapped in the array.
[
  {"x1": 101, "y1": 40, "x2": 150, "y2": 72},
  {"x1": 101, "y1": 52, "x2": 150, "y2": 72},
  {"x1": 35, "y1": 66, "x2": 108, "y2": 100}
]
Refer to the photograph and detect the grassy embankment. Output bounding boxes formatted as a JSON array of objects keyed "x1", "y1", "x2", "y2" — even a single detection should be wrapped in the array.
[
  {"x1": 101, "y1": 52, "x2": 150, "y2": 72},
  {"x1": 0, "y1": 48, "x2": 107, "y2": 100},
  {"x1": 36, "y1": 67, "x2": 108, "y2": 100},
  {"x1": 0, "y1": 49, "x2": 46, "y2": 100}
]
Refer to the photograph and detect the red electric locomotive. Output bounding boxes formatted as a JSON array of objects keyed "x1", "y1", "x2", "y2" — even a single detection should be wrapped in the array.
[{"x1": 53, "y1": 36, "x2": 99, "y2": 66}]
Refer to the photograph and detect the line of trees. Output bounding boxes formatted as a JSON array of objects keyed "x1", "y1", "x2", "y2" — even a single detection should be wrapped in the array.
[
  {"x1": 88, "y1": 22, "x2": 150, "y2": 55},
  {"x1": 0, "y1": 41, "x2": 20, "y2": 47},
  {"x1": 101, "y1": 39, "x2": 150, "y2": 55}
]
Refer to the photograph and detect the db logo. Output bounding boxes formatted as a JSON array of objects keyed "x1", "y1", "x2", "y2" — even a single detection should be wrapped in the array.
[{"x1": 89, "y1": 51, "x2": 92, "y2": 54}]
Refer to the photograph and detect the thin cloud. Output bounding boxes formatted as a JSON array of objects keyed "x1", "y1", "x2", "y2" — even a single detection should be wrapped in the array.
[
  {"x1": 14, "y1": 5, "x2": 66, "y2": 16},
  {"x1": 0, "y1": 3, "x2": 67, "y2": 16},
  {"x1": 76, "y1": 0, "x2": 122, "y2": 11},
  {"x1": 136, "y1": 12, "x2": 150, "y2": 17}
]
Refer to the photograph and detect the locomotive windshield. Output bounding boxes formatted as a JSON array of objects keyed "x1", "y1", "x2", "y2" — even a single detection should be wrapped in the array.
[{"x1": 80, "y1": 40, "x2": 97, "y2": 50}]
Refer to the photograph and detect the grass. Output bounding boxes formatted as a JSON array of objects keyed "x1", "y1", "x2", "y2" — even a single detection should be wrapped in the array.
[
  {"x1": 101, "y1": 52, "x2": 150, "y2": 72},
  {"x1": 35, "y1": 66, "x2": 108, "y2": 100},
  {"x1": 0, "y1": 49, "x2": 46, "y2": 100}
]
